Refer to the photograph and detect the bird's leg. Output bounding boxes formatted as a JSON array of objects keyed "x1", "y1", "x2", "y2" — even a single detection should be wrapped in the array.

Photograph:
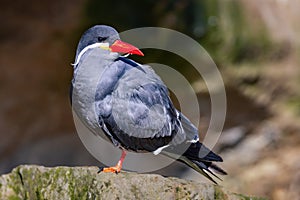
[{"x1": 98, "y1": 149, "x2": 127, "y2": 174}]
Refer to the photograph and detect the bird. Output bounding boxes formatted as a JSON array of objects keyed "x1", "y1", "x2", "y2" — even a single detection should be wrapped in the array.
[{"x1": 70, "y1": 25, "x2": 227, "y2": 183}]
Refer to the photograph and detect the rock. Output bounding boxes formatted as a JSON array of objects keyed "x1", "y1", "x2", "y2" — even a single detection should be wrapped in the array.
[
  {"x1": 216, "y1": 126, "x2": 247, "y2": 151},
  {"x1": 222, "y1": 123, "x2": 280, "y2": 166},
  {"x1": 0, "y1": 165, "x2": 264, "y2": 200},
  {"x1": 288, "y1": 171, "x2": 300, "y2": 199}
]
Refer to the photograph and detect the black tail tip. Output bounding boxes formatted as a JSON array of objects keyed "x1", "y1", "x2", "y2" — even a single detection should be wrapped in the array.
[{"x1": 209, "y1": 163, "x2": 227, "y2": 175}]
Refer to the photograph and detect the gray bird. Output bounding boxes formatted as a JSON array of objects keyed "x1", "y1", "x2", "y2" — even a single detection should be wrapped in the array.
[{"x1": 71, "y1": 25, "x2": 226, "y2": 183}]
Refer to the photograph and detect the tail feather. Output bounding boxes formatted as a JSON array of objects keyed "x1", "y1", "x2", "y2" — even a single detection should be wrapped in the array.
[
  {"x1": 162, "y1": 151, "x2": 219, "y2": 184},
  {"x1": 209, "y1": 163, "x2": 227, "y2": 175},
  {"x1": 179, "y1": 156, "x2": 220, "y2": 184},
  {"x1": 194, "y1": 160, "x2": 222, "y2": 180},
  {"x1": 162, "y1": 141, "x2": 227, "y2": 184},
  {"x1": 183, "y1": 141, "x2": 223, "y2": 162}
]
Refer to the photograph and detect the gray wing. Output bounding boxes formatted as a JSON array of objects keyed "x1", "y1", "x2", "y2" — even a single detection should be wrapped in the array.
[
  {"x1": 112, "y1": 82, "x2": 179, "y2": 138},
  {"x1": 96, "y1": 58, "x2": 186, "y2": 151}
]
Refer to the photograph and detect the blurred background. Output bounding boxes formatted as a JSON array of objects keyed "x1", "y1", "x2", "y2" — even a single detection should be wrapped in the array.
[{"x1": 1, "y1": 0, "x2": 299, "y2": 199}]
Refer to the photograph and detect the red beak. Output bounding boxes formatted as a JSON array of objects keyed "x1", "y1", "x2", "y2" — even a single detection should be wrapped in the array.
[{"x1": 110, "y1": 40, "x2": 144, "y2": 56}]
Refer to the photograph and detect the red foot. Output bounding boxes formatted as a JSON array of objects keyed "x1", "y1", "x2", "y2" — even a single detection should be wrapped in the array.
[{"x1": 98, "y1": 149, "x2": 127, "y2": 174}]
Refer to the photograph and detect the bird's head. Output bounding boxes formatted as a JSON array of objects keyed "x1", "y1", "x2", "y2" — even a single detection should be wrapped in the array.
[{"x1": 74, "y1": 25, "x2": 143, "y2": 65}]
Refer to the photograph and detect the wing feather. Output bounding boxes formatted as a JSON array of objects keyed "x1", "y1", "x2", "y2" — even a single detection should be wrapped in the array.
[{"x1": 96, "y1": 58, "x2": 185, "y2": 151}]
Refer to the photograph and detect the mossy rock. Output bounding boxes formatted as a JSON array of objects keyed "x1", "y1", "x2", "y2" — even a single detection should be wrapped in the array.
[{"x1": 0, "y1": 165, "x2": 265, "y2": 200}]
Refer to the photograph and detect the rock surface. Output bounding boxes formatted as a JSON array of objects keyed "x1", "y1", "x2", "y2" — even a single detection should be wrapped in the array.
[{"x1": 0, "y1": 165, "x2": 263, "y2": 200}]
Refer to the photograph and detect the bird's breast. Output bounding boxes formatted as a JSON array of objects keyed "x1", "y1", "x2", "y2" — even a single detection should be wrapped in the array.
[{"x1": 71, "y1": 49, "x2": 118, "y2": 129}]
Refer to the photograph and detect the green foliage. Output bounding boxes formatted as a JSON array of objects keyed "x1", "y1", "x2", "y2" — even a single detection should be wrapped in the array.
[
  {"x1": 197, "y1": 0, "x2": 276, "y2": 64},
  {"x1": 82, "y1": 0, "x2": 279, "y2": 65},
  {"x1": 287, "y1": 96, "x2": 300, "y2": 116},
  {"x1": 84, "y1": 0, "x2": 195, "y2": 32},
  {"x1": 223, "y1": 3, "x2": 272, "y2": 64}
]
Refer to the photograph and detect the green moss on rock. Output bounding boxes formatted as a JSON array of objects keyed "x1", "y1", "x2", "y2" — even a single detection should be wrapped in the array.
[{"x1": 0, "y1": 165, "x2": 263, "y2": 200}]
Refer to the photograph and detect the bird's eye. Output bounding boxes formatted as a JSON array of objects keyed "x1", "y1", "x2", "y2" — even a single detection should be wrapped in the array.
[{"x1": 97, "y1": 36, "x2": 108, "y2": 42}]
